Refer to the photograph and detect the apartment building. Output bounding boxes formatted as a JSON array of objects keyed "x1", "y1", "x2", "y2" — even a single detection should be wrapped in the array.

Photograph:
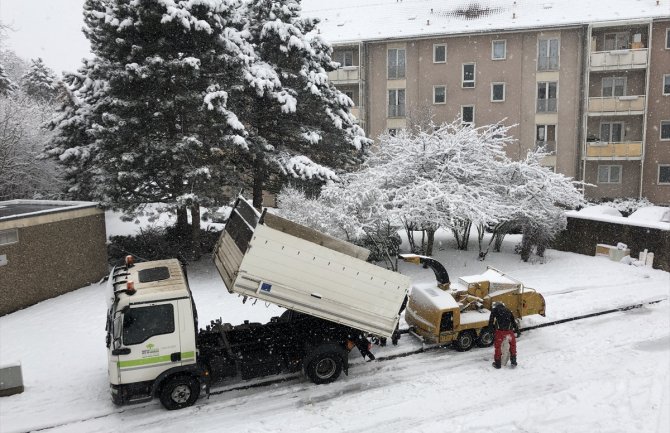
[{"x1": 302, "y1": 0, "x2": 670, "y2": 204}]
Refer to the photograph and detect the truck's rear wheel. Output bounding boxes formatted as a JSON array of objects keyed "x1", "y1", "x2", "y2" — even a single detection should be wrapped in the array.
[
  {"x1": 305, "y1": 352, "x2": 343, "y2": 384},
  {"x1": 159, "y1": 376, "x2": 200, "y2": 410},
  {"x1": 454, "y1": 330, "x2": 476, "y2": 351},
  {"x1": 476, "y1": 327, "x2": 494, "y2": 347}
]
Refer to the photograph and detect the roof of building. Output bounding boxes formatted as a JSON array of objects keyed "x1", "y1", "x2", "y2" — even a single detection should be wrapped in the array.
[
  {"x1": 301, "y1": 0, "x2": 670, "y2": 44},
  {"x1": 0, "y1": 200, "x2": 99, "y2": 221}
]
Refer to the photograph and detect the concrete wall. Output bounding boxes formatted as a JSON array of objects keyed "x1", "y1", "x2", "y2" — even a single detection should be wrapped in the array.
[
  {"x1": 553, "y1": 216, "x2": 670, "y2": 272},
  {"x1": 0, "y1": 209, "x2": 108, "y2": 316}
]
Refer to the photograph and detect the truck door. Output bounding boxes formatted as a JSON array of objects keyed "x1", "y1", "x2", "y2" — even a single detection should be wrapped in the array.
[{"x1": 116, "y1": 301, "x2": 182, "y2": 385}]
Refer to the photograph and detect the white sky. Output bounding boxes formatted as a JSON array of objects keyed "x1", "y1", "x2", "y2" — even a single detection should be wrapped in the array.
[{"x1": 0, "y1": 0, "x2": 90, "y2": 75}]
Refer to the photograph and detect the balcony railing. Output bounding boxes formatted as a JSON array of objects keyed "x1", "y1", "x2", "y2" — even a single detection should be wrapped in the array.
[
  {"x1": 327, "y1": 66, "x2": 360, "y2": 84},
  {"x1": 587, "y1": 95, "x2": 645, "y2": 115},
  {"x1": 388, "y1": 104, "x2": 405, "y2": 118},
  {"x1": 536, "y1": 141, "x2": 556, "y2": 154},
  {"x1": 585, "y1": 141, "x2": 643, "y2": 159},
  {"x1": 590, "y1": 49, "x2": 648, "y2": 70}
]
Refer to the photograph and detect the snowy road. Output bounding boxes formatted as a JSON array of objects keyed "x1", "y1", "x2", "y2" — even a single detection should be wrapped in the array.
[{"x1": 1, "y1": 236, "x2": 669, "y2": 433}]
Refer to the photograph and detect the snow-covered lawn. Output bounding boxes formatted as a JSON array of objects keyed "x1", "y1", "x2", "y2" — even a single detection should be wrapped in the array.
[{"x1": 1, "y1": 230, "x2": 669, "y2": 433}]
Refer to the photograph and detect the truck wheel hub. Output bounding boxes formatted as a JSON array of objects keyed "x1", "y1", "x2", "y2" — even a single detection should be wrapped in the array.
[
  {"x1": 171, "y1": 385, "x2": 191, "y2": 403},
  {"x1": 315, "y1": 359, "x2": 336, "y2": 379}
]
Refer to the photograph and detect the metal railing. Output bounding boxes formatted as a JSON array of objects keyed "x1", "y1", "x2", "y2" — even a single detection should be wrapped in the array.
[
  {"x1": 590, "y1": 49, "x2": 648, "y2": 70},
  {"x1": 587, "y1": 95, "x2": 645, "y2": 114}
]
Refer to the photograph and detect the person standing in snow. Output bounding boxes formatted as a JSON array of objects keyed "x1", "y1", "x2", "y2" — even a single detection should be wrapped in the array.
[{"x1": 488, "y1": 302, "x2": 520, "y2": 369}]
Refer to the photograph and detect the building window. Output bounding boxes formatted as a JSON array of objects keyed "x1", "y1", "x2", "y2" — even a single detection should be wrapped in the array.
[
  {"x1": 602, "y1": 77, "x2": 627, "y2": 97},
  {"x1": 666, "y1": 28, "x2": 670, "y2": 49},
  {"x1": 601, "y1": 122, "x2": 624, "y2": 143},
  {"x1": 462, "y1": 63, "x2": 475, "y2": 88},
  {"x1": 433, "y1": 85, "x2": 446, "y2": 104},
  {"x1": 537, "y1": 82, "x2": 557, "y2": 112},
  {"x1": 334, "y1": 50, "x2": 353, "y2": 67},
  {"x1": 661, "y1": 120, "x2": 670, "y2": 140},
  {"x1": 0, "y1": 229, "x2": 19, "y2": 246},
  {"x1": 433, "y1": 44, "x2": 447, "y2": 63},
  {"x1": 492, "y1": 40, "x2": 506, "y2": 60},
  {"x1": 388, "y1": 89, "x2": 405, "y2": 117},
  {"x1": 597, "y1": 165, "x2": 621, "y2": 184},
  {"x1": 536, "y1": 124, "x2": 556, "y2": 153},
  {"x1": 664, "y1": 74, "x2": 670, "y2": 95},
  {"x1": 491, "y1": 83, "x2": 505, "y2": 102},
  {"x1": 387, "y1": 48, "x2": 406, "y2": 79},
  {"x1": 604, "y1": 32, "x2": 630, "y2": 50},
  {"x1": 538, "y1": 38, "x2": 559, "y2": 71},
  {"x1": 461, "y1": 105, "x2": 475, "y2": 124},
  {"x1": 659, "y1": 165, "x2": 670, "y2": 184}
]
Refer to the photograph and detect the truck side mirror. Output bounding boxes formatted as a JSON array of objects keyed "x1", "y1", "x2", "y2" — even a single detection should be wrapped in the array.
[{"x1": 112, "y1": 347, "x2": 131, "y2": 356}]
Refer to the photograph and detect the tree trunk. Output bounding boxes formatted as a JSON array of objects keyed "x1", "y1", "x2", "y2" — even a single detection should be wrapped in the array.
[
  {"x1": 190, "y1": 203, "x2": 201, "y2": 260},
  {"x1": 252, "y1": 157, "x2": 265, "y2": 209},
  {"x1": 176, "y1": 205, "x2": 189, "y2": 235},
  {"x1": 425, "y1": 227, "x2": 435, "y2": 256}
]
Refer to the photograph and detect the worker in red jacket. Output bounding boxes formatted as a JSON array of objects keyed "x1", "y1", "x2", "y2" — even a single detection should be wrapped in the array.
[{"x1": 488, "y1": 302, "x2": 520, "y2": 369}]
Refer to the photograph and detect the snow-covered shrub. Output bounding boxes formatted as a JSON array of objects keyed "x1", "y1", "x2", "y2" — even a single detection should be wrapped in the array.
[{"x1": 587, "y1": 197, "x2": 653, "y2": 217}]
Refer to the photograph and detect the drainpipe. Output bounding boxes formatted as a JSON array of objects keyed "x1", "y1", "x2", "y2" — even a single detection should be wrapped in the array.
[
  {"x1": 639, "y1": 21, "x2": 652, "y2": 200},
  {"x1": 581, "y1": 25, "x2": 592, "y2": 198}
]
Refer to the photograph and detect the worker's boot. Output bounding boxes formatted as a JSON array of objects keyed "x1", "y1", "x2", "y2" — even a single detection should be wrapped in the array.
[
  {"x1": 492, "y1": 359, "x2": 501, "y2": 369},
  {"x1": 511, "y1": 355, "x2": 517, "y2": 367}
]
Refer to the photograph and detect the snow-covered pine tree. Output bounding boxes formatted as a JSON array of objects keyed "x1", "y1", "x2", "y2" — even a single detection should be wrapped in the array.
[
  {"x1": 0, "y1": 64, "x2": 16, "y2": 96},
  {"x1": 234, "y1": 0, "x2": 370, "y2": 207},
  {"x1": 21, "y1": 58, "x2": 58, "y2": 101},
  {"x1": 46, "y1": 0, "x2": 252, "y2": 257}
]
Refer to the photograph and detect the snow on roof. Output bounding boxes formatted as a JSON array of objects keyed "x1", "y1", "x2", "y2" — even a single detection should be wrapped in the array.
[
  {"x1": 0, "y1": 200, "x2": 99, "y2": 221},
  {"x1": 566, "y1": 207, "x2": 670, "y2": 231},
  {"x1": 301, "y1": 0, "x2": 670, "y2": 44},
  {"x1": 578, "y1": 205, "x2": 623, "y2": 218}
]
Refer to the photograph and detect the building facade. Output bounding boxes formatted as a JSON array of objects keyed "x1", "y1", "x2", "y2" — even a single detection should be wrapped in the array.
[
  {"x1": 306, "y1": 1, "x2": 670, "y2": 205},
  {"x1": 0, "y1": 201, "x2": 108, "y2": 315}
]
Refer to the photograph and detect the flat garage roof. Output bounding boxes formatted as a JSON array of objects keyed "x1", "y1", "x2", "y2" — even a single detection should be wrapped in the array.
[{"x1": 0, "y1": 200, "x2": 99, "y2": 222}]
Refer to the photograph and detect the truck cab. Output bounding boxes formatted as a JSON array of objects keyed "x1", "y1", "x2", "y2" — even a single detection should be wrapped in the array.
[{"x1": 106, "y1": 258, "x2": 201, "y2": 409}]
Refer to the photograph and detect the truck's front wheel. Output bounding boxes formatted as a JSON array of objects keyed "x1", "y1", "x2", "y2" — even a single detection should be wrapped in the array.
[
  {"x1": 305, "y1": 352, "x2": 343, "y2": 384},
  {"x1": 159, "y1": 376, "x2": 200, "y2": 410}
]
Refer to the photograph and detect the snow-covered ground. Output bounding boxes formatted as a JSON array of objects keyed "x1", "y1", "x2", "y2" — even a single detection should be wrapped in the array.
[{"x1": 1, "y1": 226, "x2": 669, "y2": 433}]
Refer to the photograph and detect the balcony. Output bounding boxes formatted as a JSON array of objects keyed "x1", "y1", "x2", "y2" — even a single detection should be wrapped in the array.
[
  {"x1": 587, "y1": 95, "x2": 645, "y2": 115},
  {"x1": 590, "y1": 49, "x2": 647, "y2": 71},
  {"x1": 327, "y1": 66, "x2": 360, "y2": 84},
  {"x1": 585, "y1": 141, "x2": 643, "y2": 160}
]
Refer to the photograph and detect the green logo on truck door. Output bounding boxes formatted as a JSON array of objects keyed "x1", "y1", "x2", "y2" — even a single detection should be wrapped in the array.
[{"x1": 142, "y1": 343, "x2": 159, "y2": 358}]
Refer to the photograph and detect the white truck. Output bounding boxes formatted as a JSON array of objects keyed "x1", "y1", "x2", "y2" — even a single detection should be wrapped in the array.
[{"x1": 105, "y1": 197, "x2": 410, "y2": 410}]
